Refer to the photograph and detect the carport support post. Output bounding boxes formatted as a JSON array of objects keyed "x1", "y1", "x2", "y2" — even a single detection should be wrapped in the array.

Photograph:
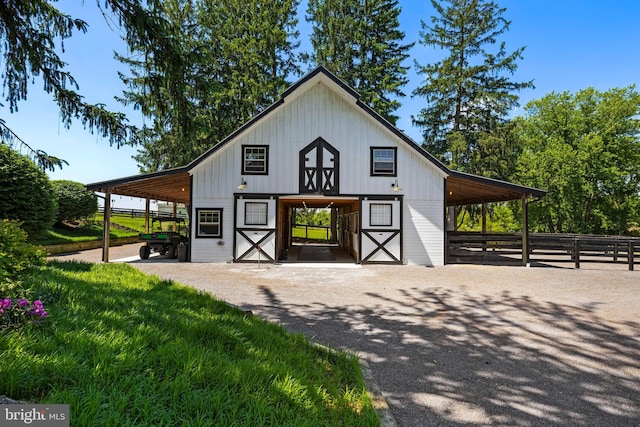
[
  {"x1": 102, "y1": 191, "x2": 111, "y2": 263},
  {"x1": 145, "y1": 198, "x2": 150, "y2": 233},
  {"x1": 481, "y1": 203, "x2": 487, "y2": 256},
  {"x1": 521, "y1": 195, "x2": 529, "y2": 267}
]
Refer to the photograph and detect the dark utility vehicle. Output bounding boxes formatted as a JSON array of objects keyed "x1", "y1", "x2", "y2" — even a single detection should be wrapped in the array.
[{"x1": 138, "y1": 217, "x2": 187, "y2": 259}]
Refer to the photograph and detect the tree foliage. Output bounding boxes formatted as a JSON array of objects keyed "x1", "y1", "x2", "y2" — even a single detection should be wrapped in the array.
[
  {"x1": 413, "y1": 0, "x2": 533, "y2": 171},
  {"x1": 52, "y1": 180, "x2": 98, "y2": 224},
  {"x1": 294, "y1": 208, "x2": 331, "y2": 226},
  {"x1": 306, "y1": 0, "x2": 413, "y2": 124},
  {"x1": 120, "y1": 0, "x2": 301, "y2": 171},
  {"x1": 516, "y1": 87, "x2": 640, "y2": 234},
  {"x1": 0, "y1": 145, "x2": 57, "y2": 240},
  {"x1": 0, "y1": 0, "x2": 185, "y2": 150}
]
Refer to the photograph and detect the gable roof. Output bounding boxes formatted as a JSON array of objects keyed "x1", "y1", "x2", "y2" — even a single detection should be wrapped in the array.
[
  {"x1": 87, "y1": 65, "x2": 545, "y2": 204},
  {"x1": 186, "y1": 65, "x2": 449, "y2": 175}
]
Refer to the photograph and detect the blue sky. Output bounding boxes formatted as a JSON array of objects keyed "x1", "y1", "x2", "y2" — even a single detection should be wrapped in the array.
[{"x1": 3, "y1": 0, "x2": 640, "y2": 208}]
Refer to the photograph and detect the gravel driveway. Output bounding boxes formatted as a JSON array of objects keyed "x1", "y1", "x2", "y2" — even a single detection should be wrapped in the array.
[{"x1": 54, "y1": 245, "x2": 640, "y2": 426}]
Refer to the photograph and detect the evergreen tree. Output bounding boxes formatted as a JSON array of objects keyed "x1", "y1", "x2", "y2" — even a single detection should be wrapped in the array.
[
  {"x1": 412, "y1": 0, "x2": 533, "y2": 171},
  {"x1": 0, "y1": 0, "x2": 184, "y2": 153},
  {"x1": 307, "y1": 0, "x2": 413, "y2": 124},
  {"x1": 121, "y1": 0, "x2": 301, "y2": 171},
  {"x1": 307, "y1": 0, "x2": 359, "y2": 82}
]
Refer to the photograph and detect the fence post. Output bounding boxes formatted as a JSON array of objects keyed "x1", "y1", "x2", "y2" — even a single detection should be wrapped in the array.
[
  {"x1": 629, "y1": 241, "x2": 635, "y2": 271},
  {"x1": 574, "y1": 239, "x2": 580, "y2": 269}
]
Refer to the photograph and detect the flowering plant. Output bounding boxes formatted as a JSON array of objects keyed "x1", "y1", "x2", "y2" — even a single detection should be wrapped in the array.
[{"x1": 0, "y1": 297, "x2": 48, "y2": 330}]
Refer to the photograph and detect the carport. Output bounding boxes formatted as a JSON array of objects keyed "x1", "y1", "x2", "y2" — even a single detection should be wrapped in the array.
[
  {"x1": 86, "y1": 167, "x2": 190, "y2": 262},
  {"x1": 446, "y1": 171, "x2": 547, "y2": 266}
]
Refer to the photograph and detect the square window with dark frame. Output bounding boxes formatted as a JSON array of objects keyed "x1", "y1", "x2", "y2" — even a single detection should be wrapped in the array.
[
  {"x1": 371, "y1": 147, "x2": 397, "y2": 176},
  {"x1": 370, "y1": 203, "x2": 392, "y2": 227},
  {"x1": 242, "y1": 145, "x2": 269, "y2": 175},
  {"x1": 196, "y1": 208, "x2": 223, "y2": 238},
  {"x1": 245, "y1": 202, "x2": 268, "y2": 226}
]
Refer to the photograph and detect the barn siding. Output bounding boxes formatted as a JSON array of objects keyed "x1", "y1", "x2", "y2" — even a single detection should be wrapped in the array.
[{"x1": 190, "y1": 79, "x2": 446, "y2": 265}]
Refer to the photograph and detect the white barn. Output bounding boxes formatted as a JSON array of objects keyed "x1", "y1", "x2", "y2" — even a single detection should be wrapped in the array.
[{"x1": 88, "y1": 67, "x2": 545, "y2": 266}]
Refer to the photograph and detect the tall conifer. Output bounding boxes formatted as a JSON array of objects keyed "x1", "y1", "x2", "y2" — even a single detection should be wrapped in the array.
[
  {"x1": 307, "y1": 0, "x2": 413, "y2": 124},
  {"x1": 119, "y1": 0, "x2": 300, "y2": 171},
  {"x1": 412, "y1": 0, "x2": 533, "y2": 170}
]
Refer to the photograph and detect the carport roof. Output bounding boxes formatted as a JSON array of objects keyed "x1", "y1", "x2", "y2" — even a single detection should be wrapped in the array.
[
  {"x1": 86, "y1": 167, "x2": 191, "y2": 205},
  {"x1": 446, "y1": 171, "x2": 546, "y2": 206}
]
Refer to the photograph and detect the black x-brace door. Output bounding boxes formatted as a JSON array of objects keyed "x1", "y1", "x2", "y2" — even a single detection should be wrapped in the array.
[
  {"x1": 235, "y1": 229, "x2": 275, "y2": 262},
  {"x1": 361, "y1": 230, "x2": 401, "y2": 263},
  {"x1": 299, "y1": 137, "x2": 339, "y2": 195}
]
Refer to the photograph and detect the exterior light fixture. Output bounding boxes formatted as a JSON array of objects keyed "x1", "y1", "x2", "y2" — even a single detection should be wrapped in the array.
[
  {"x1": 237, "y1": 177, "x2": 247, "y2": 191},
  {"x1": 391, "y1": 178, "x2": 402, "y2": 192}
]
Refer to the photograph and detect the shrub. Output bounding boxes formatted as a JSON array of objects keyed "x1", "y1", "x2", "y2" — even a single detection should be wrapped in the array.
[
  {"x1": 53, "y1": 180, "x2": 98, "y2": 224},
  {"x1": 0, "y1": 220, "x2": 46, "y2": 285},
  {"x1": 0, "y1": 145, "x2": 57, "y2": 239}
]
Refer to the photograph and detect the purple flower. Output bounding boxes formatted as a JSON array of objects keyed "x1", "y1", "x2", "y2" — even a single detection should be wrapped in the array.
[
  {"x1": 17, "y1": 298, "x2": 29, "y2": 307},
  {"x1": 27, "y1": 300, "x2": 47, "y2": 318},
  {"x1": 1, "y1": 298, "x2": 10, "y2": 309}
]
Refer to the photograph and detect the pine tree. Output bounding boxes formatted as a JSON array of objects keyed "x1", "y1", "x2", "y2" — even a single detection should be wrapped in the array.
[
  {"x1": 412, "y1": 0, "x2": 533, "y2": 171},
  {"x1": 307, "y1": 0, "x2": 413, "y2": 124},
  {"x1": 119, "y1": 0, "x2": 301, "y2": 171},
  {"x1": 0, "y1": 0, "x2": 183, "y2": 158}
]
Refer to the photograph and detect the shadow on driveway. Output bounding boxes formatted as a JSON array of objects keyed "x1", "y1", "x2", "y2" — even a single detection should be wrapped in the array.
[{"x1": 253, "y1": 284, "x2": 640, "y2": 426}]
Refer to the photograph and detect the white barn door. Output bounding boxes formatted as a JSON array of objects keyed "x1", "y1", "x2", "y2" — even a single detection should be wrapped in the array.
[
  {"x1": 360, "y1": 198, "x2": 402, "y2": 264},
  {"x1": 234, "y1": 197, "x2": 277, "y2": 262}
]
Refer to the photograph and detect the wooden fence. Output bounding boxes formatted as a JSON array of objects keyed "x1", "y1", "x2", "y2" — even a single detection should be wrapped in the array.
[
  {"x1": 447, "y1": 232, "x2": 639, "y2": 270},
  {"x1": 292, "y1": 224, "x2": 332, "y2": 241},
  {"x1": 97, "y1": 207, "x2": 188, "y2": 219}
]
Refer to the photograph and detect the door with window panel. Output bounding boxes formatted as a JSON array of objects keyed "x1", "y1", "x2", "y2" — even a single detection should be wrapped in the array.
[
  {"x1": 234, "y1": 197, "x2": 277, "y2": 262},
  {"x1": 360, "y1": 198, "x2": 402, "y2": 264}
]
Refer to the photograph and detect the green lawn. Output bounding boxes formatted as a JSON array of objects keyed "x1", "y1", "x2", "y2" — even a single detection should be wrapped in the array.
[
  {"x1": 99, "y1": 214, "x2": 148, "y2": 232},
  {"x1": 34, "y1": 223, "x2": 138, "y2": 246},
  {"x1": 0, "y1": 262, "x2": 377, "y2": 426},
  {"x1": 33, "y1": 214, "x2": 190, "y2": 246}
]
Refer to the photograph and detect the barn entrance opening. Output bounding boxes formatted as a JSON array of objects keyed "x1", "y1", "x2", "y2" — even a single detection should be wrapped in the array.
[{"x1": 277, "y1": 196, "x2": 359, "y2": 263}]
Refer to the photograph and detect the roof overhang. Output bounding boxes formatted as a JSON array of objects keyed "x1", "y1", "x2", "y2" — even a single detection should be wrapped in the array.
[
  {"x1": 86, "y1": 167, "x2": 191, "y2": 205},
  {"x1": 446, "y1": 171, "x2": 546, "y2": 206}
]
